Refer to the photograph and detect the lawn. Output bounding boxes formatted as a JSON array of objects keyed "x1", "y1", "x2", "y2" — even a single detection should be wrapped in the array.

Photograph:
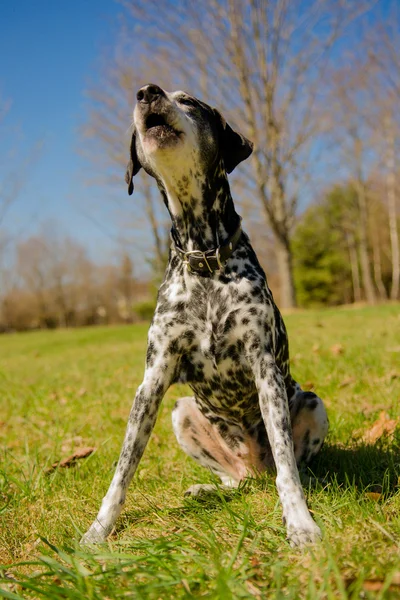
[{"x1": 1, "y1": 304, "x2": 400, "y2": 599}]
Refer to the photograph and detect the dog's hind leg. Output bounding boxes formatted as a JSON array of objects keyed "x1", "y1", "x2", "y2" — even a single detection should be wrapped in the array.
[
  {"x1": 172, "y1": 396, "x2": 264, "y2": 495},
  {"x1": 172, "y1": 396, "x2": 246, "y2": 491},
  {"x1": 81, "y1": 354, "x2": 178, "y2": 544},
  {"x1": 289, "y1": 389, "x2": 329, "y2": 465}
]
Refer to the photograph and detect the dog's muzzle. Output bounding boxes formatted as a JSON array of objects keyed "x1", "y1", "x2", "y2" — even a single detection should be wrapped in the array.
[
  {"x1": 171, "y1": 220, "x2": 242, "y2": 274},
  {"x1": 136, "y1": 84, "x2": 166, "y2": 104},
  {"x1": 135, "y1": 85, "x2": 182, "y2": 143}
]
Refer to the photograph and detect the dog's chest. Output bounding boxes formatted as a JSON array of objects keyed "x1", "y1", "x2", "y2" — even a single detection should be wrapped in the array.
[
  {"x1": 178, "y1": 326, "x2": 257, "y2": 416},
  {"x1": 163, "y1": 273, "x2": 270, "y2": 413}
]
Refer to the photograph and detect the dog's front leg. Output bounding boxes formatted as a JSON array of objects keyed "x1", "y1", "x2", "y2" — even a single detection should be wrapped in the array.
[
  {"x1": 81, "y1": 358, "x2": 176, "y2": 544},
  {"x1": 251, "y1": 351, "x2": 321, "y2": 547}
]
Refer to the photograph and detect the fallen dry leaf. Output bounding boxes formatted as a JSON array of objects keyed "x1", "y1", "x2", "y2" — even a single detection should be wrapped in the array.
[
  {"x1": 339, "y1": 376, "x2": 356, "y2": 388},
  {"x1": 250, "y1": 556, "x2": 261, "y2": 568},
  {"x1": 21, "y1": 537, "x2": 41, "y2": 558},
  {"x1": 365, "y1": 492, "x2": 382, "y2": 502},
  {"x1": 363, "y1": 578, "x2": 400, "y2": 592},
  {"x1": 388, "y1": 371, "x2": 400, "y2": 380},
  {"x1": 361, "y1": 402, "x2": 389, "y2": 417},
  {"x1": 346, "y1": 573, "x2": 400, "y2": 593},
  {"x1": 245, "y1": 580, "x2": 262, "y2": 598},
  {"x1": 391, "y1": 573, "x2": 400, "y2": 585},
  {"x1": 46, "y1": 447, "x2": 96, "y2": 473},
  {"x1": 181, "y1": 579, "x2": 191, "y2": 594},
  {"x1": 303, "y1": 381, "x2": 315, "y2": 391},
  {"x1": 330, "y1": 343, "x2": 344, "y2": 355},
  {"x1": 362, "y1": 411, "x2": 399, "y2": 444}
]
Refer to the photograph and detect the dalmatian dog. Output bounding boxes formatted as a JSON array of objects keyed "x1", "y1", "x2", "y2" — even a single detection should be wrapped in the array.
[{"x1": 81, "y1": 84, "x2": 328, "y2": 547}]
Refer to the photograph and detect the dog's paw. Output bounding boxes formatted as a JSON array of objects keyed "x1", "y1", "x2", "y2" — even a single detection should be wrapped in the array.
[
  {"x1": 184, "y1": 483, "x2": 218, "y2": 497},
  {"x1": 80, "y1": 525, "x2": 108, "y2": 546},
  {"x1": 287, "y1": 522, "x2": 322, "y2": 548}
]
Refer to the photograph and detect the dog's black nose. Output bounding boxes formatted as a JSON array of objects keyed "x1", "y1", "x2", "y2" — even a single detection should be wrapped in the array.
[{"x1": 136, "y1": 84, "x2": 164, "y2": 104}]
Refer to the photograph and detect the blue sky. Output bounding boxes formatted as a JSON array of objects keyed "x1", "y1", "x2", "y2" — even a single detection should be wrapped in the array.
[
  {"x1": 0, "y1": 0, "x2": 392, "y2": 274},
  {"x1": 1, "y1": 0, "x2": 126, "y2": 265}
]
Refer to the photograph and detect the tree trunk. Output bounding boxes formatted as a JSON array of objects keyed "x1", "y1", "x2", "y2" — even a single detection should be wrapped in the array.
[
  {"x1": 275, "y1": 235, "x2": 297, "y2": 309},
  {"x1": 252, "y1": 163, "x2": 297, "y2": 309},
  {"x1": 142, "y1": 176, "x2": 165, "y2": 274},
  {"x1": 355, "y1": 178, "x2": 376, "y2": 304},
  {"x1": 370, "y1": 219, "x2": 387, "y2": 300},
  {"x1": 346, "y1": 232, "x2": 362, "y2": 302},
  {"x1": 385, "y1": 117, "x2": 400, "y2": 300}
]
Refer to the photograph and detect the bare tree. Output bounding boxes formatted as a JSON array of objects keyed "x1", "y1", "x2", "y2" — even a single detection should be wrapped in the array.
[
  {"x1": 353, "y1": 155, "x2": 376, "y2": 305},
  {"x1": 84, "y1": 0, "x2": 371, "y2": 308},
  {"x1": 346, "y1": 231, "x2": 362, "y2": 303},
  {"x1": 366, "y1": 99, "x2": 400, "y2": 303},
  {"x1": 14, "y1": 231, "x2": 93, "y2": 327},
  {"x1": 16, "y1": 236, "x2": 55, "y2": 327},
  {"x1": 329, "y1": 63, "x2": 379, "y2": 304},
  {"x1": 0, "y1": 226, "x2": 154, "y2": 331},
  {"x1": 0, "y1": 95, "x2": 43, "y2": 296},
  {"x1": 365, "y1": 2, "x2": 400, "y2": 300},
  {"x1": 383, "y1": 115, "x2": 399, "y2": 300},
  {"x1": 82, "y1": 60, "x2": 168, "y2": 280}
]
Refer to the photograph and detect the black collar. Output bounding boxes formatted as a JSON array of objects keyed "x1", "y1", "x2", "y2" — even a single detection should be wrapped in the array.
[{"x1": 171, "y1": 220, "x2": 242, "y2": 274}]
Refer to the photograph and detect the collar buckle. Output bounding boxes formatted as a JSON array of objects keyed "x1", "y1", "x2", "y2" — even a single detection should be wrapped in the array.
[
  {"x1": 172, "y1": 219, "x2": 242, "y2": 275},
  {"x1": 183, "y1": 249, "x2": 214, "y2": 273}
]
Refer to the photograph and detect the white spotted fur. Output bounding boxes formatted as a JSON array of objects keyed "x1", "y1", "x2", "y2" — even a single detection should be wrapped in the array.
[{"x1": 81, "y1": 85, "x2": 328, "y2": 548}]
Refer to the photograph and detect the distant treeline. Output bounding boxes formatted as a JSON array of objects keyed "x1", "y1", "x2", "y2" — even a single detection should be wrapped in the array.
[
  {"x1": 81, "y1": 0, "x2": 400, "y2": 311},
  {"x1": 0, "y1": 180, "x2": 398, "y2": 332},
  {"x1": 2, "y1": 1, "x2": 399, "y2": 323},
  {"x1": 291, "y1": 182, "x2": 398, "y2": 308},
  {"x1": 0, "y1": 237, "x2": 153, "y2": 332}
]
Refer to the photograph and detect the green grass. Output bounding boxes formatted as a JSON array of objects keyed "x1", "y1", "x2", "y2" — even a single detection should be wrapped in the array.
[{"x1": 1, "y1": 304, "x2": 400, "y2": 599}]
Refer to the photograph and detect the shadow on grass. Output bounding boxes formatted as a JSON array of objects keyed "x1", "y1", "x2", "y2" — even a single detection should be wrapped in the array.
[
  {"x1": 115, "y1": 436, "x2": 400, "y2": 537},
  {"x1": 118, "y1": 487, "x2": 237, "y2": 534},
  {"x1": 309, "y1": 435, "x2": 400, "y2": 496}
]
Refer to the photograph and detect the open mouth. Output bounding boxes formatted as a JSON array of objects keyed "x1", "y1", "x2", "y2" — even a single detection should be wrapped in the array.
[{"x1": 145, "y1": 113, "x2": 180, "y2": 136}]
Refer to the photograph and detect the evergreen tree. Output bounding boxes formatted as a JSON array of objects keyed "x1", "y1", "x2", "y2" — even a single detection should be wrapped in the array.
[{"x1": 293, "y1": 186, "x2": 358, "y2": 307}]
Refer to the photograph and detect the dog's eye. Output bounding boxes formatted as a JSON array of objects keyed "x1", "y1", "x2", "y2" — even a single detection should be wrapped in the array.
[{"x1": 178, "y1": 97, "x2": 197, "y2": 107}]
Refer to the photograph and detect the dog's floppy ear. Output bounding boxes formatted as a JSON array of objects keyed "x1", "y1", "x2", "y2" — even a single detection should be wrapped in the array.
[
  {"x1": 125, "y1": 129, "x2": 142, "y2": 195},
  {"x1": 214, "y1": 109, "x2": 253, "y2": 173}
]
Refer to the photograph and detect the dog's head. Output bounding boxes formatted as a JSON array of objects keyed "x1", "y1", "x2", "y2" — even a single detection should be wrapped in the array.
[{"x1": 125, "y1": 84, "x2": 253, "y2": 195}]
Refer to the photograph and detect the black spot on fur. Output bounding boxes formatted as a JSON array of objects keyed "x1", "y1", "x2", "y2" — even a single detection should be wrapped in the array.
[
  {"x1": 201, "y1": 449, "x2": 216, "y2": 462},
  {"x1": 104, "y1": 88, "x2": 329, "y2": 545}
]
